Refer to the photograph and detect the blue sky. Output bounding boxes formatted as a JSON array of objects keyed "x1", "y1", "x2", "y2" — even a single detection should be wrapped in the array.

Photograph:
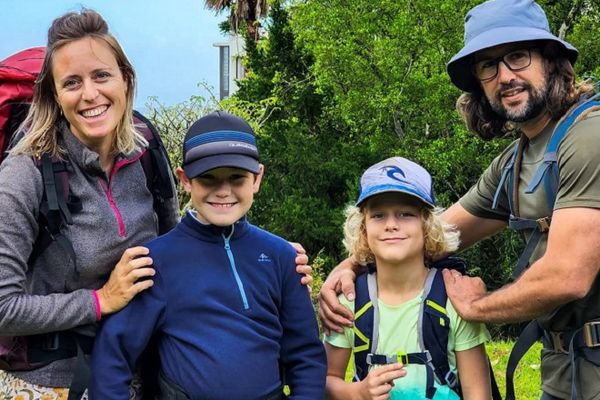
[{"x1": 0, "y1": 0, "x2": 225, "y2": 109}]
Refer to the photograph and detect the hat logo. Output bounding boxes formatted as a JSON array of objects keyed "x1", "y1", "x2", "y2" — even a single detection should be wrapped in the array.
[{"x1": 380, "y1": 165, "x2": 406, "y2": 183}]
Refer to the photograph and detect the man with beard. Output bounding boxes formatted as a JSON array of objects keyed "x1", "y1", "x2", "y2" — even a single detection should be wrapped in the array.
[{"x1": 318, "y1": 0, "x2": 600, "y2": 398}]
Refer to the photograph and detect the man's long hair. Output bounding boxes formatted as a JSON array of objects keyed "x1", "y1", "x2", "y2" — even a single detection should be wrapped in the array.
[{"x1": 457, "y1": 41, "x2": 596, "y2": 140}]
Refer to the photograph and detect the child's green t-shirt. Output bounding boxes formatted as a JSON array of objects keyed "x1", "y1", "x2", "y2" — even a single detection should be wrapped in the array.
[{"x1": 325, "y1": 291, "x2": 490, "y2": 400}]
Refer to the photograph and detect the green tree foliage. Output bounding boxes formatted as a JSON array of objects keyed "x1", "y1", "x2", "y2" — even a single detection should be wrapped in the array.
[
  {"x1": 226, "y1": 1, "x2": 378, "y2": 270},
  {"x1": 287, "y1": 0, "x2": 600, "y2": 295}
]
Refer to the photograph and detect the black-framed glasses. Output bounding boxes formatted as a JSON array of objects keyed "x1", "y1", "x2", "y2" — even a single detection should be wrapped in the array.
[{"x1": 472, "y1": 48, "x2": 534, "y2": 82}]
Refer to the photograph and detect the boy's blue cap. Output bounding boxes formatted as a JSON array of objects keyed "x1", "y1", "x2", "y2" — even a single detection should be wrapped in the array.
[
  {"x1": 356, "y1": 157, "x2": 436, "y2": 208},
  {"x1": 183, "y1": 111, "x2": 260, "y2": 179},
  {"x1": 447, "y1": 0, "x2": 578, "y2": 92}
]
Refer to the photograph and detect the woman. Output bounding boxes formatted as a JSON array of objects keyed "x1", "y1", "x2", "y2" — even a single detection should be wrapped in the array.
[{"x1": 0, "y1": 9, "x2": 179, "y2": 399}]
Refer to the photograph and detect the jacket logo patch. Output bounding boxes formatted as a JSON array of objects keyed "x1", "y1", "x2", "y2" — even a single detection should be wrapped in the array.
[{"x1": 258, "y1": 253, "x2": 272, "y2": 263}]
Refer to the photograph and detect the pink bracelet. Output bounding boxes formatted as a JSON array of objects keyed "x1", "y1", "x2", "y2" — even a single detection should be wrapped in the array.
[{"x1": 92, "y1": 290, "x2": 102, "y2": 321}]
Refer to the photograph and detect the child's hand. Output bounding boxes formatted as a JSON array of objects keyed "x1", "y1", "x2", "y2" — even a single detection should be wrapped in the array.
[{"x1": 359, "y1": 363, "x2": 406, "y2": 400}]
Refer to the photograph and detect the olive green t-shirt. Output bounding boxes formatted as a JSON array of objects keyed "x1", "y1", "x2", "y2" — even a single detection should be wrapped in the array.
[{"x1": 460, "y1": 110, "x2": 600, "y2": 399}]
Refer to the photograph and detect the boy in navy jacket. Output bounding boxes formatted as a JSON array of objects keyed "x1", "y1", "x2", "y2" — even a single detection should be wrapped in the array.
[{"x1": 90, "y1": 111, "x2": 326, "y2": 400}]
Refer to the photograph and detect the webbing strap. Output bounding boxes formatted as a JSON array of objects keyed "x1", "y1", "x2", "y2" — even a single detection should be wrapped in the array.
[
  {"x1": 367, "y1": 272, "x2": 380, "y2": 355},
  {"x1": 40, "y1": 154, "x2": 79, "y2": 278},
  {"x1": 368, "y1": 351, "x2": 437, "y2": 399},
  {"x1": 492, "y1": 143, "x2": 518, "y2": 210},
  {"x1": 508, "y1": 219, "x2": 543, "y2": 279},
  {"x1": 66, "y1": 341, "x2": 90, "y2": 400},
  {"x1": 506, "y1": 321, "x2": 543, "y2": 400}
]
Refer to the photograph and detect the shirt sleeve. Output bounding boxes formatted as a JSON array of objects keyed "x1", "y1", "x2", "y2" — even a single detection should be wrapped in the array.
[
  {"x1": 89, "y1": 268, "x2": 167, "y2": 400},
  {"x1": 323, "y1": 295, "x2": 354, "y2": 349},
  {"x1": 278, "y1": 245, "x2": 327, "y2": 400},
  {"x1": 448, "y1": 301, "x2": 491, "y2": 352}
]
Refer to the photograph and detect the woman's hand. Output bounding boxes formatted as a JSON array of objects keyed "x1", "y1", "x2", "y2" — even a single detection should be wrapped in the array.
[
  {"x1": 359, "y1": 363, "x2": 406, "y2": 400},
  {"x1": 318, "y1": 257, "x2": 361, "y2": 334},
  {"x1": 96, "y1": 246, "x2": 155, "y2": 315},
  {"x1": 290, "y1": 242, "x2": 313, "y2": 287}
]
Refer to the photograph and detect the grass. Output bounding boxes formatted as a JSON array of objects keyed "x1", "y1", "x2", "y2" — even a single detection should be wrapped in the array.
[{"x1": 487, "y1": 340, "x2": 542, "y2": 399}]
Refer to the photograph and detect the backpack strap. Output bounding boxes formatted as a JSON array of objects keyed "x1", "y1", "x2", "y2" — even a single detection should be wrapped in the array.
[
  {"x1": 352, "y1": 265, "x2": 377, "y2": 381},
  {"x1": 133, "y1": 110, "x2": 176, "y2": 235},
  {"x1": 30, "y1": 154, "x2": 82, "y2": 278},
  {"x1": 492, "y1": 141, "x2": 519, "y2": 212},
  {"x1": 505, "y1": 320, "x2": 543, "y2": 400},
  {"x1": 420, "y1": 267, "x2": 457, "y2": 398}
]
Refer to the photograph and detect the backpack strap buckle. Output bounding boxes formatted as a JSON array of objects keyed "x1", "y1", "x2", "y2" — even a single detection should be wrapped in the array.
[
  {"x1": 396, "y1": 351, "x2": 409, "y2": 366},
  {"x1": 549, "y1": 331, "x2": 568, "y2": 354},
  {"x1": 40, "y1": 332, "x2": 60, "y2": 351},
  {"x1": 536, "y1": 217, "x2": 551, "y2": 232},
  {"x1": 583, "y1": 321, "x2": 600, "y2": 348}
]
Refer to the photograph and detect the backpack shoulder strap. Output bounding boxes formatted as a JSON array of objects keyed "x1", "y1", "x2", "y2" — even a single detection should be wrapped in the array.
[
  {"x1": 30, "y1": 154, "x2": 82, "y2": 278},
  {"x1": 133, "y1": 110, "x2": 176, "y2": 235},
  {"x1": 352, "y1": 266, "x2": 377, "y2": 381},
  {"x1": 492, "y1": 140, "x2": 520, "y2": 212},
  {"x1": 525, "y1": 94, "x2": 600, "y2": 208},
  {"x1": 425, "y1": 258, "x2": 502, "y2": 400},
  {"x1": 421, "y1": 267, "x2": 457, "y2": 392}
]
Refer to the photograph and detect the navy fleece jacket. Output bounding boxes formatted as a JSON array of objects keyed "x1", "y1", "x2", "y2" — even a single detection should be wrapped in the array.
[{"x1": 90, "y1": 213, "x2": 326, "y2": 400}]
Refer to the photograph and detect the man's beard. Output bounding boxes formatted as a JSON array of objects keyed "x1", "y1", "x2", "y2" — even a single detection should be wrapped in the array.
[{"x1": 488, "y1": 79, "x2": 547, "y2": 122}]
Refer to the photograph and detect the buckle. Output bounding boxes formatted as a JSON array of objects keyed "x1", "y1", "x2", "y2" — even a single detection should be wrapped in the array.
[
  {"x1": 550, "y1": 331, "x2": 568, "y2": 354},
  {"x1": 396, "y1": 351, "x2": 408, "y2": 365},
  {"x1": 583, "y1": 321, "x2": 600, "y2": 348},
  {"x1": 42, "y1": 332, "x2": 60, "y2": 351},
  {"x1": 366, "y1": 353, "x2": 374, "y2": 365},
  {"x1": 445, "y1": 371, "x2": 458, "y2": 388},
  {"x1": 536, "y1": 217, "x2": 551, "y2": 232}
]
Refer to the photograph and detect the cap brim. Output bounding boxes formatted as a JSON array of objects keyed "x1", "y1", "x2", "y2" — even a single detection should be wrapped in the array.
[
  {"x1": 447, "y1": 26, "x2": 578, "y2": 92},
  {"x1": 183, "y1": 154, "x2": 260, "y2": 179},
  {"x1": 356, "y1": 186, "x2": 435, "y2": 208}
]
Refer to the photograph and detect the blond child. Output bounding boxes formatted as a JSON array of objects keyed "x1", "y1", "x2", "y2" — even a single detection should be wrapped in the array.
[{"x1": 325, "y1": 157, "x2": 491, "y2": 400}]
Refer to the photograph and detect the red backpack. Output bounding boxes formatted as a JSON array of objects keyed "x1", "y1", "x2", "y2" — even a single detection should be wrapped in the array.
[{"x1": 0, "y1": 47, "x2": 45, "y2": 163}]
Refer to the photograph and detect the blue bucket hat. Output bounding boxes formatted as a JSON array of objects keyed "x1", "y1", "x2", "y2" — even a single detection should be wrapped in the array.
[
  {"x1": 447, "y1": 0, "x2": 578, "y2": 92},
  {"x1": 356, "y1": 157, "x2": 436, "y2": 208},
  {"x1": 182, "y1": 111, "x2": 260, "y2": 179}
]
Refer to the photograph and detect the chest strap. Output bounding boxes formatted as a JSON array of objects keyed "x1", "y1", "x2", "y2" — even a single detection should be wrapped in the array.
[{"x1": 367, "y1": 350, "x2": 443, "y2": 399}]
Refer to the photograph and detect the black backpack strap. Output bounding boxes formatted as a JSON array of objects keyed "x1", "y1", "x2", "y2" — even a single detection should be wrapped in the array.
[
  {"x1": 505, "y1": 321, "x2": 543, "y2": 400},
  {"x1": 421, "y1": 268, "x2": 455, "y2": 398},
  {"x1": 427, "y1": 257, "x2": 502, "y2": 400},
  {"x1": 352, "y1": 266, "x2": 376, "y2": 381},
  {"x1": 31, "y1": 154, "x2": 81, "y2": 278},
  {"x1": 133, "y1": 110, "x2": 175, "y2": 234}
]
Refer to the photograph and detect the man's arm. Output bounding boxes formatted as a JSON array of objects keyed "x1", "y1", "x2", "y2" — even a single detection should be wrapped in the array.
[
  {"x1": 444, "y1": 207, "x2": 600, "y2": 323},
  {"x1": 442, "y1": 202, "x2": 507, "y2": 251}
]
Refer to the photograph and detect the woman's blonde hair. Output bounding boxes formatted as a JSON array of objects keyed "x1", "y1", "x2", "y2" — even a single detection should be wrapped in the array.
[
  {"x1": 12, "y1": 9, "x2": 146, "y2": 158},
  {"x1": 343, "y1": 201, "x2": 460, "y2": 265}
]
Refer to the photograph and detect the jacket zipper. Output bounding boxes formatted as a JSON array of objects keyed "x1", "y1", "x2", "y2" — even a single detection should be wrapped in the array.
[{"x1": 222, "y1": 226, "x2": 250, "y2": 310}]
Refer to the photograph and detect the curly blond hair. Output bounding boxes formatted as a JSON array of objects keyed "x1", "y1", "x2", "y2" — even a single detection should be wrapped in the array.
[{"x1": 343, "y1": 203, "x2": 460, "y2": 265}]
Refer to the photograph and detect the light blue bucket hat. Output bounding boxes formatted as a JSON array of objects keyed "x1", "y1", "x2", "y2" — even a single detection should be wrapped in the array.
[
  {"x1": 356, "y1": 157, "x2": 436, "y2": 208},
  {"x1": 447, "y1": 0, "x2": 578, "y2": 92}
]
